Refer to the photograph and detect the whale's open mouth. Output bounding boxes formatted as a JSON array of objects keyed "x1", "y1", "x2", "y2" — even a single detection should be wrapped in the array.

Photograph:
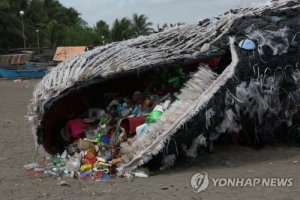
[
  {"x1": 29, "y1": 37, "x2": 236, "y2": 174},
  {"x1": 28, "y1": 0, "x2": 300, "y2": 175}
]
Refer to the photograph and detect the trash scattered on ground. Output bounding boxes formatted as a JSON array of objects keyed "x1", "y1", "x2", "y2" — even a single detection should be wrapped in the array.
[
  {"x1": 124, "y1": 173, "x2": 135, "y2": 182},
  {"x1": 13, "y1": 79, "x2": 22, "y2": 83},
  {"x1": 161, "y1": 187, "x2": 169, "y2": 190},
  {"x1": 58, "y1": 180, "x2": 70, "y2": 187},
  {"x1": 24, "y1": 163, "x2": 40, "y2": 170},
  {"x1": 3, "y1": 119, "x2": 14, "y2": 124},
  {"x1": 24, "y1": 66, "x2": 194, "y2": 181}
]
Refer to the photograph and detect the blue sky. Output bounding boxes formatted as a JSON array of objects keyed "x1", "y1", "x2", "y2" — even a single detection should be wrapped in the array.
[{"x1": 60, "y1": 0, "x2": 268, "y2": 27}]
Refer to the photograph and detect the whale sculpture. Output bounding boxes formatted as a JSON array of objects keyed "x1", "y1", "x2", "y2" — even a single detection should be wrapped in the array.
[{"x1": 28, "y1": 0, "x2": 300, "y2": 174}]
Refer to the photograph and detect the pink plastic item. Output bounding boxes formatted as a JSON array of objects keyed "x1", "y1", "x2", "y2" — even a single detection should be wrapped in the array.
[{"x1": 65, "y1": 118, "x2": 90, "y2": 139}]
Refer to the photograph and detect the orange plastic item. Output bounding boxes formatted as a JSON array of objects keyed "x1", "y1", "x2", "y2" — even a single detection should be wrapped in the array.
[{"x1": 82, "y1": 153, "x2": 97, "y2": 165}]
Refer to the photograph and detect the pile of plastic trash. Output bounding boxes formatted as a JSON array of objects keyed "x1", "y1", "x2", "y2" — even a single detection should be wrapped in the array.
[{"x1": 24, "y1": 67, "x2": 192, "y2": 181}]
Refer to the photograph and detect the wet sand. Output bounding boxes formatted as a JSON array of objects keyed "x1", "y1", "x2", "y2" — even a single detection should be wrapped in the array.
[{"x1": 0, "y1": 79, "x2": 299, "y2": 200}]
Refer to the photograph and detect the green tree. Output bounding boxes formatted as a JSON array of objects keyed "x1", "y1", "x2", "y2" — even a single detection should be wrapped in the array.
[
  {"x1": 63, "y1": 24, "x2": 98, "y2": 46},
  {"x1": 110, "y1": 17, "x2": 132, "y2": 42},
  {"x1": 0, "y1": 13, "x2": 24, "y2": 49},
  {"x1": 131, "y1": 14, "x2": 153, "y2": 36},
  {"x1": 95, "y1": 20, "x2": 111, "y2": 44},
  {"x1": 0, "y1": 0, "x2": 10, "y2": 10},
  {"x1": 0, "y1": 1, "x2": 156, "y2": 50},
  {"x1": 95, "y1": 14, "x2": 154, "y2": 44},
  {"x1": 45, "y1": 20, "x2": 66, "y2": 48},
  {"x1": 0, "y1": 0, "x2": 86, "y2": 50},
  {"x1": 0, "y1": 0, "x2": 29, "y2": 49}
]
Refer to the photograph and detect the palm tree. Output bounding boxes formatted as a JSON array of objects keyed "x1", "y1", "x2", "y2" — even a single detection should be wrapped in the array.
[
  {"x1": 0, "y1": 0, "x2": 10, "y2": 10},
  {"x1": 0, "y1": 0, "x2": 29, "y2": 49},
  {"x1": 0, "y1": 13, "x2": 24, "y2": 49},
  {"x1": 95, "y1": 20, "x2": 111, "y2": 44},
  {"x1": 110, "y1": 17, "x2": 132, "y2": 42},
  {"x1": 131, "y1": 14, "x2": 153, "y2": 36},
  {"x1": 45, "y1": 20, "x2": 66, "y2": 48}
]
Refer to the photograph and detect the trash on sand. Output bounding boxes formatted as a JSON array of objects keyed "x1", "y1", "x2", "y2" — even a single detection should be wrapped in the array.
[
  {"x1": 23, "y1": 163, "x2": 40, "y2": 170},
  {"x1": 134, "y1": 172, "x2": 149, "y2": 178},
  {"x1": 58, "y1": 180, "x2": 70, "y2": 187},
  {"x1": 125, "y1": 173, "x2": 135, "y2": 182},
  {"x1": 13, "y1": 79, "x2": 22, "y2": 83}
]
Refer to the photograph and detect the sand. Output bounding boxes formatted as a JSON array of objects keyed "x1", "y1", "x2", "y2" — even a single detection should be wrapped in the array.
[{"x1": 0, "y1": 79, "x2": 299, "y2": 200}]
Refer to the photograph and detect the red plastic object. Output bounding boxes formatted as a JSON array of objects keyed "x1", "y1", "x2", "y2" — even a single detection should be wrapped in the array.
[
  {"x1": 94, "y1": 171, "x2": 103, "y2": 179},
  {"x1": 82, "y1": 153, "x2": 97, "y2": 165},
  {"x1": 120, "y1": 116, "x2": 146, "y2": 135}
]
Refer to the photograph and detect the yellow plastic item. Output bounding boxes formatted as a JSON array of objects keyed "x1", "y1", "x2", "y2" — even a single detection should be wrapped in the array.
[{"x1": 80, "y1": 164, "x2": 92, "y2": 171}]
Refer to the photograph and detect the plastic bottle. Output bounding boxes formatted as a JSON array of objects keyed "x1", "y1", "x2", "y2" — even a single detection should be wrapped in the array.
[
  {"x1": 53, "y1": 155, "x2": 65, "y2": 167},
  {"x1": 146, "y1": 105, "x2": 163, "y2": 124}
]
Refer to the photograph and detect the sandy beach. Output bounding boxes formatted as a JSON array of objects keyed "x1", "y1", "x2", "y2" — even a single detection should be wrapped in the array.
[{"x1": 0, "y1": 79, "x2": 300, "y2": 200}]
